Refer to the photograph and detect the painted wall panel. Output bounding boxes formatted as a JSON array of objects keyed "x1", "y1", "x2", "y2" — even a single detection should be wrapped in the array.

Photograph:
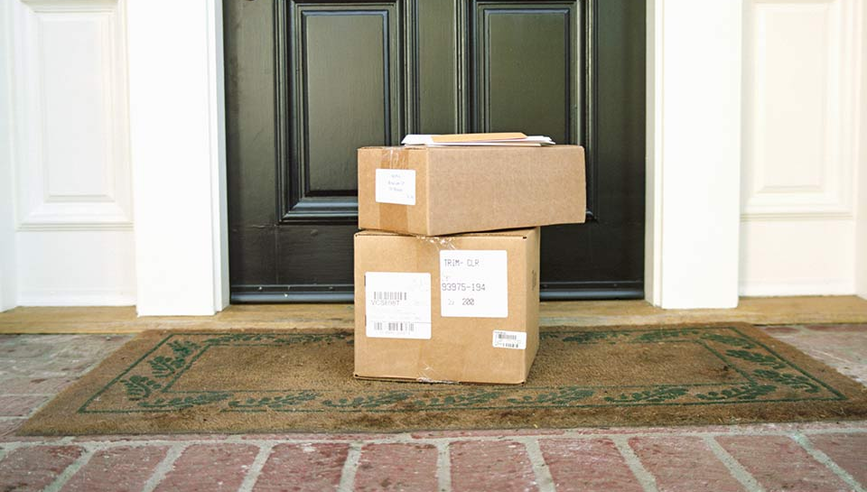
[
  {"x1": 740, "y1": 220, "x2": 856, "y2": 296},
  {"x1": 14, "y1": 0, "x2": 132, "y2": 229},
  {"x1": 8, "y1": 0, "x2": 135, "y2": 306},
  {"x1": 740, "y1": 0, "x2": 861, "y2": 296},
  {"x1": 16, "y1": 231, "x2": 136, "y2": 306}
]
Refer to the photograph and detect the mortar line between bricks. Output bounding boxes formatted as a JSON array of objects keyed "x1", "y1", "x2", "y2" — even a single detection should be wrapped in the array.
[
  {"x1": 237, "y1": 443, "x2": 274, "y2": 492},
  {"x1": 702, "y1": 435, "x2": 764, "y2": 492},
  {"x1": 44, "y1": 446, "x2": 94, "y2": 492},
  {"x1": 435, "y1": 440, "x2": 452, "y2": 492},
  {"x1": 520, "y1": 438, "x2": 555, "y2": 492},
  {"x1": 336, "y1": 441, "x2": 362, "y2": 492},
  {"x1": 140, "y1": 443, "x2": 188, "y2": 492},
  {"x1": 791, "y1": 432, "x2": 866, "y2": 492},
  {"x1": 2, "y1": 424, "x2": 867, "y2": 449},
  {"x1": 611, "y1": 436, "x2": 658, "y2": 492}
]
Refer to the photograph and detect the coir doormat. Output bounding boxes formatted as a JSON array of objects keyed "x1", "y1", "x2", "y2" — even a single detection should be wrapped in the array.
[{"x1": 20, "y1": 324, "x2": 867, "y2": 435}]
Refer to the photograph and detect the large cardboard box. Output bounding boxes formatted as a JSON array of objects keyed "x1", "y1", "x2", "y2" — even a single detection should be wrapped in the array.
[
  {"x1": 354, "y1": 227, "x2": 540, "y2": 384},
  {"x1": 358, "y1": 145, "x2": 585, "y2": 236}
]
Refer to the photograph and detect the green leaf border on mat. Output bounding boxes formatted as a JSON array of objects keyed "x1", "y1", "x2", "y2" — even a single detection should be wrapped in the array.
[{"x1": 79, "y1": 326, "x2": 847, "y2": 415}]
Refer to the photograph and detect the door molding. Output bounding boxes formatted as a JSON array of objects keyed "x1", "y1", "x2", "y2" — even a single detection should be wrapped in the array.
[
  {"x1": 0, "y1": 1, "x2": 16, "y2": 311},
  {"x1": 127, "y1": 0, "x2": 229, "y2": 315},
  {"x1": 644, "y1": 0, "x2": 743, "y2": 309}
]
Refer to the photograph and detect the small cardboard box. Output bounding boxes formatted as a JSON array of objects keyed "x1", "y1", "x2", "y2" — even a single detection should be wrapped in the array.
[
  {"x1": 358, "y1": 145, "x2": 585, "y2": 236},
  {"x1": 354, "y1": 227, "x2": 540, "y2": 384}
]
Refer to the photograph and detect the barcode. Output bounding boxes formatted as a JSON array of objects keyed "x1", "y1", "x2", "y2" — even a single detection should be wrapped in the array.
[
  {"x1": 373, "y1": 321, "x2": 415, "y2": 332},
  {"x1": 493, "y1": 331, "x2": 525, "y2": 350},
  {"x1": 372, "y1": 291, "x2": 407, "y2": 301}
]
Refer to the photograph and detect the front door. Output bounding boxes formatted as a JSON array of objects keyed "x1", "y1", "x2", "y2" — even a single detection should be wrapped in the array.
[{"x1": 224, "y1": 0, "x2": 645, "y2": 302}]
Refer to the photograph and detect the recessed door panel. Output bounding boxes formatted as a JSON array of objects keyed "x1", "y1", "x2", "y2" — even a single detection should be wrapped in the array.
[
  {"x1": 224, "y1": 0, "x2": 646, "y2": 302},
  {"x1": 473, "y1": 3, "x2": 578, "y2": 145}
]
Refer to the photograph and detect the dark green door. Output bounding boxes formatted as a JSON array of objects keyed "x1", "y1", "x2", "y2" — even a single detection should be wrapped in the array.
[{"x1": 224, "y1": 0, "x2": 645, "y2": 302}]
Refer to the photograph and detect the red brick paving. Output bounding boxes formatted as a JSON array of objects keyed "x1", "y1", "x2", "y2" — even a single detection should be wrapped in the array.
[
  {"x1": 761, "y1": 325, "x2": 800, "y2": 335},
  {"x1": 70, "y1": 434, "x2": 232, "y2": 442},
  {"x1": 252, "y1": 443, "x2": 348, "y2": 491},
  {"x1": 717, "y1": 435, "x2": 851, "y2": 491},
  {"x1": 61, "y1": 445, "x2": 169, "y2": 492},
  {"x1": 241, "y1": 433, "x2": 396, "y2": 441},
  {"x1": 540, "y1": 438, "x2": 643, "y2": 492},
  {"x1": 0, "y1": 418, "x2": 23, "y2": 437},
  {"x1": 155, "y1": 444, "x2": 259, "y2": 492},
  {"x1": 807, "y1": 433, "x2": 867, "y2": 486},
  {"x1": 0, "y1": 329, "x2": 865, "y2": 490},
  {"x1": 629, "y1": 436, "x2": 746, "y2": 492},
  {"x1": 0, "y1": 395, "x2": 47, "y2": 417},
  {"x1": 805, "y1": 324, "x2": 867, "y2": 332},
  {"x1": 354, "y1": 443, "x2": 439, "y2": 491},
  {"x1": 0, "y1": 376, "x2": 76, "y2": 394},
  {"x1": 411, "y1": 429, "x2": 566, "y2": 439},
  {"x1": 0, "y1": 445, "x2": 84, "y2": 492},
  {"x1": 450, "y1": 441, "x2": 538, "y2": 492}
]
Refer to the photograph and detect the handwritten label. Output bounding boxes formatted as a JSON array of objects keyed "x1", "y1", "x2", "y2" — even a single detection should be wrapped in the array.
[{"x1": 375, "y1": 169, "x2": 416, "y2": 205}]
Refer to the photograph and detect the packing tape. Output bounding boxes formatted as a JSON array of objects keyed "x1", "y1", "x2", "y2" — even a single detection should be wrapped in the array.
[
  {"x1": 415, "y1": 235, "x2": 457, "y2": 251},
  {"x1": 378, "y1": 147, "x2": 410, "y2": 233}
]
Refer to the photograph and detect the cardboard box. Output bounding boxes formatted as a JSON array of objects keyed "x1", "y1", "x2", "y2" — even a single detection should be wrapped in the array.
[
  {"x1": 354, "y1": 227, "x2": 540, "y2": 384},
  {"x1": 358, "y1": 145, "x2": 585, "y2": 236}
]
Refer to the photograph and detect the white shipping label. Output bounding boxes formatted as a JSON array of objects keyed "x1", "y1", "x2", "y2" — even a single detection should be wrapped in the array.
[
  {"x1": 440, "y1": 250, "x2": 508, "y2": 318},
  {"x1": 365, "y1": 272, "x2": 431, "y2": 339},
  {"x1": 375, "y1": 169, "x2": 416, "y2": 205},
  {"x1": 492, "y1": 330, "x2": 527, "y2": 350}
]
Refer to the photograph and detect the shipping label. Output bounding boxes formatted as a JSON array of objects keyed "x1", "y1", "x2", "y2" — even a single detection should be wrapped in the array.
[
  {"x1": 375, "y1": 169, "x2": 416, "y2": 205},
  {"x1": 365, "y1": 272, "x2": 431, "y2": 339},
  {"x1": 492, "y1": 330, "x2": 527, "y2": 350},
  {"x1": 440, "y1": 250, "x2": 508, "y2": 318}
]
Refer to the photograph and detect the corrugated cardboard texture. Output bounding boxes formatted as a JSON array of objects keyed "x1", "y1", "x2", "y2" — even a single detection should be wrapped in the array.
[
  {"x1": 354, "y1": 228, "x2": 540, "y2": 384},
  {"x1": 358, "y1": 146, "x2": 585, "y2": 236}
]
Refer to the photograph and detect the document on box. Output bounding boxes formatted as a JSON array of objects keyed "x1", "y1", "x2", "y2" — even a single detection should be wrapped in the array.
[
  {"x1": 401, "y1": 133, "x2": 554, "y2": 147},
  {"x1": 365, "y1": 272, "x2": 431, "y2": 339},
  {"x1": 440, "y1": 250, "x2": 508, "y2": 318}
]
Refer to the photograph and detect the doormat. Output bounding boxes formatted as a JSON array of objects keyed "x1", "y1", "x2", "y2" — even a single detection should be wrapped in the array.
[{"x1": 20, "y1": 324, "x2": 867, "y2": 435}]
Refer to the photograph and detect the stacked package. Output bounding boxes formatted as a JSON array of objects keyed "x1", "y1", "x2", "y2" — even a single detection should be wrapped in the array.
[{"x1": 354, "y1": 134, "x2": 586, "y2": 384}]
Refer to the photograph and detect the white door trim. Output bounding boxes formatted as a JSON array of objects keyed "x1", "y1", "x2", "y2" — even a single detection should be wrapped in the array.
[
  {"x1": 858, "y1": 0, "x2": 867, "y2": 299},
  {"x1": 645, "y1": 0, "x2": 743, "y2": 308},
  {"x1": 127, "y1": 0, "x2": 228, "y2": 315},
  {"x1": 0, "y1": 1, "x2": 17, "y2": 312}
]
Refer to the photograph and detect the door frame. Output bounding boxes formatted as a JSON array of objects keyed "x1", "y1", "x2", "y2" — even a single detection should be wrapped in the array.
[{"x1": 125, "y1": 0, "x2": 748, "y2": 314}]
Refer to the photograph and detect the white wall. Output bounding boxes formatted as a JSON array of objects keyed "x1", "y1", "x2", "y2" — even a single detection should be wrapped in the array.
[
  {"x1": 0, "y1": 1, "x2": 17, "y2": 311},
  {"x1": 3, "y1": 0, "x2": 136, "y2": 307},
  {"x1": 646, "y1": 0, "x2": 743, "y2": 308},
  {"x1": 128, "y1": 0, "x2": 229, "y2": 315},
  {"x1": 857, "y1": 0, "x2": 867, "y2": 299},
  {"x1": 740, "y1": 0, "x2": 862, "y2": 296}
]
